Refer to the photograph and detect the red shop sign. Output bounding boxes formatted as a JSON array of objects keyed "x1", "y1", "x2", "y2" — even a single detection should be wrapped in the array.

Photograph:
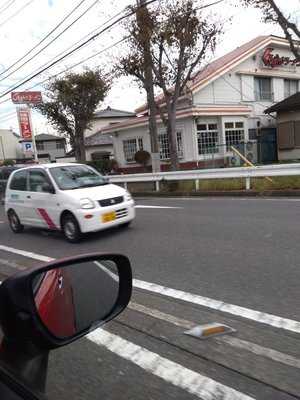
[
  {"x1": 262, "y1": 48, "x2": 300, "y2": 68},
  {"x1": 17, "y1": 108, "x2": 33, "y2": 139}
]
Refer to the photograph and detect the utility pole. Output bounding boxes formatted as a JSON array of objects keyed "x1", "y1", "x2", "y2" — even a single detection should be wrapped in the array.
[{"x1": 136, "y1": 0, "x2": 160, "y2": 172}]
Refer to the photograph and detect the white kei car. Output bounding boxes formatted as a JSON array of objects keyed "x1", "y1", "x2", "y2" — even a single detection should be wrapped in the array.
[{"x1": 5, "y1": 163, "x2": 135, "y2": 242}]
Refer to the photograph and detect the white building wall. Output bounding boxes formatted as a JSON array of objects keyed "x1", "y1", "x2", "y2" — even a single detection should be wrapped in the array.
[
  {"x1": 112, "y1": 126, "x2": 152, "y2": 168},
  {"x1": 113, "y1": 119, "x2": 195, "y2": 168},
  {"x1": 241, "y1": 75, "x2": 255, "y2": 101},
  {"x1": 0, "y1": 130, "x2": 20, "y2": 161},
  {"x1": 194, "y1": 73, "x2": 241, "y2": 104}
]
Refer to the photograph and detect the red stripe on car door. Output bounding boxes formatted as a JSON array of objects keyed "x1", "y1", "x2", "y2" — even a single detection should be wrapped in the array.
[{"x1": 37, "y1": 208, "x2": 57, "y2": 229}]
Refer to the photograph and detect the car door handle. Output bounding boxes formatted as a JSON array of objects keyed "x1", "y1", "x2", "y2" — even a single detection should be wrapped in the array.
[{"x1": 27, "y1": 195, "x2": 31, "y2": 199}]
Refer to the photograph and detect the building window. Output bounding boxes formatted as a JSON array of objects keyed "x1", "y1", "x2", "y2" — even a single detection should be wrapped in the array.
[
  {"x1": 254, "y1": 77, "x2": 272, "y2": 101},
  {"x1": 158, "y1": 132, "x2": 183, "y2": 160},
  {"x1": 36, "y1": 142, "x2": 44, "y2": 151},
  {"x1": 284, "y1": 79, "x2": 298, "y2": 98},
  {"x1": 123, "y1": 138, "x2": 143, "y2": 162},
  {"x1": 197, "y1": 123, "x2": 219, "y2": 155},
  {"x1": 56, "y1": 140, "x2": 64, "y2": 150},
  {"x1": 225, "y1": 121, "x2": 245, "y2": 151}
]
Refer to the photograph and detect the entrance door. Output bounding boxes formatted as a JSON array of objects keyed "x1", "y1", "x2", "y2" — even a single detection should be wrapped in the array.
[{"x1": 258, "y1": 128, "x2": 278, "y2": 164}]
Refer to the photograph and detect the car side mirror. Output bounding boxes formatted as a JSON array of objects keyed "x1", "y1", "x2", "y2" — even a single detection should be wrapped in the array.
[
  {"x1": 42, "y1": 182, "x2": 55, "y2": 194},
  {"x1": 0, "y1": 253, "x2": 132, "y2": 348}
]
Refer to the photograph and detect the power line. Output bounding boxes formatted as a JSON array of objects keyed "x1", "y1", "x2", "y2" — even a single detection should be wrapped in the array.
[
  {"x1": 0, "y1": 0, "x2": 35, "y2": 29},
  {"x1": 0, "y1": 0, "x2": 87, "y2": 78},
  {"x1": 0, "y1": 0, "x2": 158, "y2": 98},
  {"x1": 2, "y1": 6, "x2": 126, "y2": 91},
  {"x1": 0, "y1": 0, "x2": 99, "y2": 83},
  {"x1": 0, "y1": 0, "x2": 16, "y2": 16},
  {"x1": 0, "y1": 37, "x2": 127, "y2": 110}
]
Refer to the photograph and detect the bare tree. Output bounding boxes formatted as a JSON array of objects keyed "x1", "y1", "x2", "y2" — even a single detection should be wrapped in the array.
[
  {"x1": 119, "y1": 0, "x2": 221, "y2": 170},
  {"x1": 242, "y1": 0, "x2": 300, "y2": 59}
]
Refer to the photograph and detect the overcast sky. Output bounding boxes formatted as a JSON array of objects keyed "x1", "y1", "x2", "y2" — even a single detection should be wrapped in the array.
[{"x1": 0, "y1": 0, "x2": 298, "y2": 135}]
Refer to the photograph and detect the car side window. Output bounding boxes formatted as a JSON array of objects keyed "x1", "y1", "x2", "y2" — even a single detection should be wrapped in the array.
[
  {"x1": 29, "y1": 170, "x2": 52, "y2": 193},
  {"x1": 9, "y1": 170, "x2": 27, "y2": 191}
]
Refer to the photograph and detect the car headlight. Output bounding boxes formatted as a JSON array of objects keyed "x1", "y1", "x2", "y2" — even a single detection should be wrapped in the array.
[
  {"x1": 80, "y1": 198, "x2": 96, "y2": 209},
  {"x1": 125, "y1": 192, "x2": 132, "y2": 201}
]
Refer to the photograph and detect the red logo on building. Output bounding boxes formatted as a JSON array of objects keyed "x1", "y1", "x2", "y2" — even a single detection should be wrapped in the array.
[{"x1": 262, "y1": 48, "x2": 300, "y2": 68}]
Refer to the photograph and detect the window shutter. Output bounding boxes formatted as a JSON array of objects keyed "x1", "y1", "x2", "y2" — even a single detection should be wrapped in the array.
[
  {"x1": 278, "y1": 122, "x2": 295, "y2": 149},
  {"x1": 294, "y1": 121, "x2": 300, "y2": 147}
]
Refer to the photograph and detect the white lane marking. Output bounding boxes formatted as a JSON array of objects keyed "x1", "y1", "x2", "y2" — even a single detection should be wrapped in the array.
[
  {"x1": 0, "y1": 221, "x2": 4, "y2": 224},
  {"x1": 135, "y1": 205, "x2": 182, "y2": 209},
  {"x1": 88, "y1": 329, "x2": 255, "y2": 400},
  {"x1": 221, "y1": 336, "x2": 300, "y2": 370},
  {"x1": 144, "y1": 197, "x2": 300, "y2": 203},
  {"x1": 129, "y1": 303, "x2": 300, "y2": 370},
  {"x1": 94, "y1": 261, "x2": 119, "y2": 282},
  {"x1": 1, "y1": 245, "x2": 299, "y2": 334},
  {"x1": 133, "y1": 280, "x2": 300, "y2": 334},
  {"x1": 0, "y1": 245, "x2": 53, "y2": 263}
]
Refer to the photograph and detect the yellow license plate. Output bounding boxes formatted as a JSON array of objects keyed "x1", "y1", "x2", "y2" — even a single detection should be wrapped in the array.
[{"x1": 102, "y1": 212, "x2": 116, "y2": 223}]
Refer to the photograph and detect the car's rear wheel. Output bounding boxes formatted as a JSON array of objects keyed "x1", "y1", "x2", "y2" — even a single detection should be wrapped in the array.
[
  {"x1": 8, "y1": 210, "x2": 24, "y2": 233},
  {"x1": 62, "y1": 214, "x2": 82, "y2": 243}
]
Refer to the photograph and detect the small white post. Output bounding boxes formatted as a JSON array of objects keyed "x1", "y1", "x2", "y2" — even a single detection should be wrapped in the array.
[
  {"x1": 195, "y1": 179, "x2": 200, "y2": 191},
  {"x1": 245, "y1": 177, "x2": 251, "y2": 190},
  {"x1": 155, "y1": 180, "x2": 160, "y2": 192},
  {"x1": 124, "y1": 182, "x2": 128, "y2": 190}
]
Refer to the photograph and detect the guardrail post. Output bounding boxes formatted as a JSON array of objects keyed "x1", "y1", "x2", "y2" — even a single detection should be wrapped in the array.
[
  {"x1": 155, "y1": 180, "x2": 160, "y2": 192},
  {"x1": 195, "y1": 179, "x2": 200, "y2": 191},
  {"x1": 124, "y1": 182, "x2": 128, "y2": 190},
  {"x1": 245, "y1": 177, "x2": 251, "y2": 191}
]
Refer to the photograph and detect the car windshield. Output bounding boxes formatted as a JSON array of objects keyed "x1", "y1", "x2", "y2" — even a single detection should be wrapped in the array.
[{"x1": 49, "y1": 165, "x2": 107, "y2": 190}]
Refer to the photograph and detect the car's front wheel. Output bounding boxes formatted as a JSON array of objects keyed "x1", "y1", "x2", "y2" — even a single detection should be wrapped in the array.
[
  {"x1": 8, "y1": 210, "x2": 24, "y2": 233},
  {"x1": 62, "y1": 214, "x2": 82, "y2": 243}
]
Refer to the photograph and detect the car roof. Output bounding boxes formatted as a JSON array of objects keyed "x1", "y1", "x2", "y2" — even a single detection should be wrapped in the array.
[{"x1": 12, "y1": 163, "x2": 84, "y2": 172}]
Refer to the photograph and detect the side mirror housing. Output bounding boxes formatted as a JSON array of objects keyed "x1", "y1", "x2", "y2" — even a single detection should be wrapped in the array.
[{"x1": 0, "y1": 253, "x2": 132, "y2": 349}]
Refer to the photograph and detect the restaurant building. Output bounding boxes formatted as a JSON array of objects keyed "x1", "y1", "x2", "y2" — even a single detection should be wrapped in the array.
[{"x1": 101, "y1": 35, "x2": 300, "y2": 172}]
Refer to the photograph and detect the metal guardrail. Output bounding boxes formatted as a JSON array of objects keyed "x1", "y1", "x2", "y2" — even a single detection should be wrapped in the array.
[{"x1": 109, "y1": 163, "x2": 300, "y2": 191}]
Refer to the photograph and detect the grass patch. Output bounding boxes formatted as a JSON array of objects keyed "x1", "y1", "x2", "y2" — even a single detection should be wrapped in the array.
[{"x1": 128, "y1": 176, "x2": 300, "y2": 193}]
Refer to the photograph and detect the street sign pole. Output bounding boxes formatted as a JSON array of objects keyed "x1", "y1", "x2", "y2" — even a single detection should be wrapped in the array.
[{"x1": 28, "y1": 107, "x2": 38, "y2": 163}]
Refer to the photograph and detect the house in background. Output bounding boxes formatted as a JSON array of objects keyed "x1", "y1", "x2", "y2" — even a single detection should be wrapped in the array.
[
  {"x1": 265, "y1": 92, "x2": 300, "y2": 161},
  {"x1": 101, "y1": 35, "x2": 300, "y2": 172},
  {"x1": 0, "y1": 129, "x2": 23, "y2": 162},
  {"x1": 83, "y1": 106, "x2": 135, "y2": 162},
  {"x1": 84, "y1": 106, "x2": 135, "y2": 138},
  {"x1": 85, "y1": 133, "x2": 113, "y2": 161},
  {"x1": 20, "y1": 133, "x2": 66, "y2": 162}
]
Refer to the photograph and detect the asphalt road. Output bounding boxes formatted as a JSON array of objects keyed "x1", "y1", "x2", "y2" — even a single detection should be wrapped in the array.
[{"x1": 0, "y1": 197, "x2": 299, "y2": 400}]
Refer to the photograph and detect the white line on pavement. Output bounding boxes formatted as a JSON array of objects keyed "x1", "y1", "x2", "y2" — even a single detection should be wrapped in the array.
[
  {"x1": 133, "y1": 280, "x2": 300, "y2": 334},
  {"x1": 94, "y1": 261, "x2": 119, "y2": 282},
  {"x1": 0, "y1": 221, "x2": 4, "y2": 224},
  {"x1": 129, "y1": 303, "x2": 300, "y2": 370},
  {"x1": 1, "y1": 245, "x2": 299, "y2": 334},
  {"x1": 135, "y1": 205, "x2": 182, "y2": 209},
  {"x1": 88, "y1": 329, "x2": 255, "y2": 400},
  {"x1": 0, "y1": 245, "x2": 53, "y2": 262}
]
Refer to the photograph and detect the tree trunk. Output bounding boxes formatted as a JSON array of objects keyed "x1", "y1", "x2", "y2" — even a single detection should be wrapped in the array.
[
  {"x1": 74, "y1": 126, "x2": 86, "y2": 162},
  {"x1": 166, "y1": 103, "x2": 179, "y2": 171},
  {"x1": 136, "y1": 0, "x2": 160, "y2": 173}
]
